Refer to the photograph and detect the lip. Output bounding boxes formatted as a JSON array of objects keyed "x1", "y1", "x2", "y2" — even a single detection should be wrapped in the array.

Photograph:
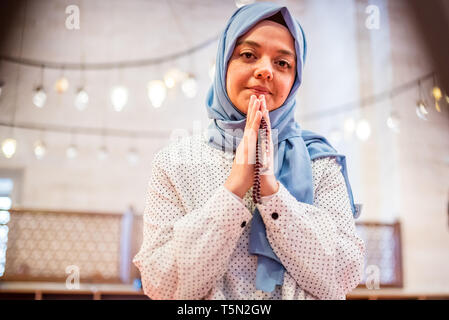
[{"x1": 248, "y1": 86, "x2": 271, "y2": 95}]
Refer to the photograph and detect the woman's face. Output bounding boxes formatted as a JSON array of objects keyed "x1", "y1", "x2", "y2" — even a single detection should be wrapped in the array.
[{"x1": 226, "y1": 20, "x2": 297, "y2": 114}]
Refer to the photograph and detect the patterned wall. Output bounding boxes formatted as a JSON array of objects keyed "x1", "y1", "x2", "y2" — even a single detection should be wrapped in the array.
[
  {"x1": 356, "y1": 221, "x2": 403, "y2": 287},
  {"x1": 3, "y1": 209, "x2": 125, "y2": 282}
]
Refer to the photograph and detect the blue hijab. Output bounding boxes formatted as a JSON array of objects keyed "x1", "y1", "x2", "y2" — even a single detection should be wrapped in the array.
[{"x1": 204, "y1": 2, "x2": 362, "y2": 293}]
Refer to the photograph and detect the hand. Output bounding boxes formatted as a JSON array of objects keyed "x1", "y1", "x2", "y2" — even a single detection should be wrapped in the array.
[{"x1": 224, "y1": 94, "x2": 279, "y2": 199}]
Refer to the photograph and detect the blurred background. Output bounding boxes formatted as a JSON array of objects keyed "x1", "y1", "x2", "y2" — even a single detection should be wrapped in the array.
[{"x1": 0, "y1": 0, "x2": 448, "y2": 300}]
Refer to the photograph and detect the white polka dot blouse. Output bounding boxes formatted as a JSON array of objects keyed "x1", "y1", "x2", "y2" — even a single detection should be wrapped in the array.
[{"x1": 133, "y1": 131, "x2": 366, "y2": 300}]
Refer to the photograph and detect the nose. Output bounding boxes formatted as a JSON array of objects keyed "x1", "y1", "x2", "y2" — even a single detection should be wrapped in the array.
[{"x1": 254, "y1": 57, "x2": 273, "y2": 80}]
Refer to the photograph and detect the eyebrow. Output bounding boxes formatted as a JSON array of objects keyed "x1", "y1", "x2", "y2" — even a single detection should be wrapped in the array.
[{"x1": 236, "y1": 40, "x2": 296, "y2": 59}]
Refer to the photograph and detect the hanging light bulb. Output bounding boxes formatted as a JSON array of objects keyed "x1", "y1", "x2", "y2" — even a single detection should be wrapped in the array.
[
  {"x1": 445, "y1": 93, "x2": 449, "y2": 104},
  {"x1": 1, "y1": 138, "x2": 17, "y2": 159},
  {"x1": 181, "y1": 74, "x2": 198, "y2": 98},
  {"x1": 33, "y1": 139, "x2": 46, "y2": 160},
  {"x1": 235, "y1": 0, "x2": 255, "y2": 8},
  {"x1": 0, "y1": 210, "x2": 10, "y2": 224},
  {"x1": 356, "y1": 119, "x2": 371, "y2": 141},
  {"x1": 32, "y1": 86, "x2": 47, "y2": 108},
  {"x1": 163, "y1": 68, "x2": 185, "y2": 89},
  {"x1": 386, "y1": 112, "x2": 400, "y2": 133},
  {"x1": 209, "y1": 62, "x2": 216, "y2": 81},
  {"x1": 127, "y1": 147, "x2": 139, "y2": 165},
  {"x1": 0, "y1": 225, "x2": 8, "y2": 242},
  {"x1": 0, "y1": 247, "x2": 6, "y2": 262},
  {"x1": 432, "y1": 86, "x2": 442, "y2": 112},
  {"x1": 75, "y1": 87, "x2": 89, "y2": 111},
  {"x1": 0, "y1": 80, "x2": 4, "y2": 97},
  {"x1": 147, "y1": 80, "x2": 167, "y2": 108},
  {"x1": 416, "y1": 100, "x2": 429, "y2": 121},
  {"x1": 97, "y1": 145, "x2": 109, "y2": 161},
  {"x1": 66, "y1": 144, "x2": 78, "y2": 159},
  {"x1": 55, "y1": 76, "x2": 69, "y2": 93},
  {"x1": 110, "y1": 86, "x2": 128, "y2": 112},
  {"x1": 164, "y1": 74, "x2": 175, "y2": 89}
]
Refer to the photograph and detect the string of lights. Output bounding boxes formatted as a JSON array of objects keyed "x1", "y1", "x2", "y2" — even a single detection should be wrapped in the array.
[
  {"x1": 0, "y1": 70, "x2": 445, "y2": 140},
  {"x1": 0, "y1": 120, "x2": 171, "y2": 140},
  {"x1": 0, "y1": 67, "x2": 446, "y2": 164},
  {"x1": 0, "y1": 35, "x2": 219, "y2": 70},
  {"x1": 300, "y1": 72, "x2": 435, "y2": 120}
]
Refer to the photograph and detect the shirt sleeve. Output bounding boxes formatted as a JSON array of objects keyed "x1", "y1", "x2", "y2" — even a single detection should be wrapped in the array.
[
  {"x1": 255, "y1": 157, "x2": 366, "y2": 300},
  {"x1": 133, "y1": 152, "x2": 253, "y2": 300}
]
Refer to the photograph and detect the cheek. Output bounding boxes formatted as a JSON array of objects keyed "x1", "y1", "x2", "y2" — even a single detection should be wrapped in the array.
[
  {"x1": 272, "y1": 76, "x2": 295, "y2": 108},
  {"x1": 226, "y1": 64, "x2": 238, "y2": 95},
  {"x1": 277, "y1": 84, "x2": 290, "y2": 100},
  {"x1": 227, "y1": 65, "x2": 247, "y2": 98},
  {"x1": 229, "y1": 67, "x2": 244, "y2": 85}
]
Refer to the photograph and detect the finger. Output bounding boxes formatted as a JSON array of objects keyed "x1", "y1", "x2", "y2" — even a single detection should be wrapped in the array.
[
  {"x1": 263, "y1": 109, "x2": 271, "y2": 132},
  {"x1": 259, "y1": 96, "x2": 267, "y2": 123},
  {"x1": 252, "y1": 109, "x2": 262, "y2": 132},
  {"x1": 259, "y1": 97, "x2": 272, "y2": 147},
  {"x1": 252, "y1": 100, "x2": 261, "y2": 127},
  {"x1": 259, "y1": 94, "x2": 266, "y2": 112},
  {"x1": 245, "y1": 95, "x2": 255, "y2": 128},
  {"x1": 260, "y1": 95, "x2": 267, "y2": 117},
  {"x1": 260, "y1": 97, "x2": 271, "y2": 130},
  {"x1": 249, "y1": 97, "x2": 259, "y2": 126}
]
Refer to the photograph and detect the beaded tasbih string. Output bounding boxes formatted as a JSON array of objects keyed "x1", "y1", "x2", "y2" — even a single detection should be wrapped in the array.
[{"x1": 252, "y1": 117, "x2": 270, "y2": 204}]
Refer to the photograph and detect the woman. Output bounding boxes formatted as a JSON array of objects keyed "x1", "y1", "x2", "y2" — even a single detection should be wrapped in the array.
[{"x1": 133, "y1": 2, "x2": 365, "y2": 300}]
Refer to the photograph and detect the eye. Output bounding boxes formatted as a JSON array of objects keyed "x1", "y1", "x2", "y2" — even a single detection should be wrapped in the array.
[
  {"x1": 240, "y1": 52, "x2": 255, "y2": 60},
  {"x1": 277, "y1": 60, "x2": 291, "y2": 69}
]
